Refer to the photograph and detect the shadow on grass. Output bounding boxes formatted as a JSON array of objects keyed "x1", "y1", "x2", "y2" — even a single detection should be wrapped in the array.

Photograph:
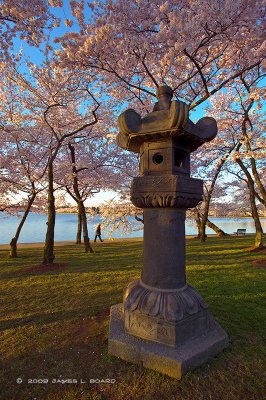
[
  {"x1": 0, "y1": 321, "x2": 112, "y2": 400},
  {"x1": 1, "y1": 302, "x2": 265, "y2": 400},
  {"x1": 0, "y1": 237, "x2": 265, "y2": 400},
  {"x1": 0, "y1": 309, "x2": 106, "y2": 332}
]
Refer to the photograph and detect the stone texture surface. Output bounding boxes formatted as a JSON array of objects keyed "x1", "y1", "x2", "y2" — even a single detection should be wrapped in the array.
[
  {"x1": 139, "y1": 139, "x2": 191, "y2": 177},
  {"x1": 124, "y1": 281, "x2": 208, "y2": 319},
  {"x1": 116, "y1": 85, "x2": 217, "y2": 153},
  {"x1": 109, "y1": 304, "x2": 229, "y2": 379},
  {"x1": 124, "y1": 309, "x2": 210, "y2": 347},
  {"x1": 142, "y1": 209, "x2": 186, "y2": 289},
  {"x1": 130, "y1": 174, "x2": 203, "y2": 208}
]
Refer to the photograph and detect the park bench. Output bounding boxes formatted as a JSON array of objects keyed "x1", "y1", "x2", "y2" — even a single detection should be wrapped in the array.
[{"x1": 234, "y1": 228, "x2": 246, "y2": 235}]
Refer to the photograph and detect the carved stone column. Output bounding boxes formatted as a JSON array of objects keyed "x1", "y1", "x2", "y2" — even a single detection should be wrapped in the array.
[{"x1": 108, "y1": 85, "x2": 228, "y2": 379}]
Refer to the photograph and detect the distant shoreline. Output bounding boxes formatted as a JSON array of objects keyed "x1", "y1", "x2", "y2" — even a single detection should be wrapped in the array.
[
  {"x1": 2, "y1": 211, "x2": 265, "y2": 218},
  {"x1": 55, "y1": 212, "x2": 266, "y2": 218},
  {"x1": 0, "y1": 234, "x2": 259, "y2": 249}
]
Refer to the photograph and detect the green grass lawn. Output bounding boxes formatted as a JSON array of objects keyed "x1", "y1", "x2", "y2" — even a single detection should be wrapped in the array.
[{"x1": 0, "y1": 236, "x2": 265, "y2": 400}]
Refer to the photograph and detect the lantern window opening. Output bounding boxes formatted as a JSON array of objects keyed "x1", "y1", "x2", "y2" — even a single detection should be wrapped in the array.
[
  {"x1": 152, "y1": 153, "x2": 164, "y2": 165},
  {"x1": 174, "y1": 150, "x2": 186, "y2": 169}
]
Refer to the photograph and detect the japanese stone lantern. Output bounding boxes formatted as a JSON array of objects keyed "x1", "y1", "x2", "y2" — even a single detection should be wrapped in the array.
[{"x1": 108, "y1": 86, "x2": 228, "y2": 379}]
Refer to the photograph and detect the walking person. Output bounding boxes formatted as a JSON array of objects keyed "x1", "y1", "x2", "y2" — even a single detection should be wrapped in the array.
[{"x1": 94, "y1": 224, "x2": 103, "y2": 242}]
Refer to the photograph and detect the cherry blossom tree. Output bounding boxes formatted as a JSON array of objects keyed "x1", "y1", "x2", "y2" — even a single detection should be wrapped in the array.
[
  {"x1": 3, "y1": 55, "x2": 101, "y2": 263},
  {"x1": 100, "y1": 198, "x2": 143, "y2": 238},
  {"x1": 0, "y1": 74, "x2": 50, "y2": 255},
  {"x1": 191, "y1": 129, "x2": 236, "y2": 241},
  {"x1": 209, "y1": 78, "x2": 266, "y2": 249},
  {"x1": 61, "y1": 143, "x2": 99, "y2": 249},
  {"x1": 0, "y1": 127, "x2": 48, "y2": 257},
  {"x1": 0, "y1": 180, "x2": 22, "y2": 214},
  {"x1": 57, "y1": 0, "x2": 265, "y2": 112},
  {"x1": 0, "y1": 0, "x2": 61, "y2": 62},
  {"x1": 54, "y1": 0, "x2": 265, "y2": 244},
  {"x1": 222, "y1": 177, "x2": 265, "y2": 217},
  {"x1": 52, "y1": 98, "x2": 138, "y2": 248},
  {"x1": 57, "y1": 139, "x2": 110, "y2": 252},
  {"x1": 1, "y1": 0, "x2": 265, "y2": 253}
]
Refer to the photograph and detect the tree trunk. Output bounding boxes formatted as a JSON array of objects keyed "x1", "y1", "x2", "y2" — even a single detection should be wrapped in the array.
[
  {"x1": 135, "y1": 215, "x2": 144, "y2": 224},
  {"x1": 248, "y1": 183, "x2": 264, "y2": 248},
  {"x1": 199, "y1": 223, "x2": 207, "y2": 242},
  {"x1": 194, "y1": 210, "x2": 228, "y2": 239},
  {"x1": 198, "y1": 150, "x2": 233, "y2": 242},
  {"x1": 250, "y1": 157, "x2": 266, "y2": 207},
  {"x1": 248, "y1": 184, "x2": 264, "y2": 248},
  {"x1": 79, "y1": 200, "x2": 93, "y2": 253},
  {"x1": 43, "y1": 161, "x2": 56, "y2": 264},
  {"x1": 206, "y1": 218, "x2": 227, "y2": 237},
  {"x1": 9, "y1": 193, "x2": 36, "y2": 258},
  {"x1": 67, "y1": 143, "x2": 93, "y2": 253},
  {"x1": 241, "y1": 116, "x2": 266, "y2": 206},
  {"x1": 236, "y1": 158, "x2": 264, "y2": 249},
  {"x1": 76, "y1": 205, "x2": 82, "y2": 244},
  {"x1": 194, "y1": 209, "x2": 201, "y2": 238}
]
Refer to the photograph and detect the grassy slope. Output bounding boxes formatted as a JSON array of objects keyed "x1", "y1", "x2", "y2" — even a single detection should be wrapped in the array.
[{"x1": 0, "y1": 236, "x2": 265, "y2": 400}]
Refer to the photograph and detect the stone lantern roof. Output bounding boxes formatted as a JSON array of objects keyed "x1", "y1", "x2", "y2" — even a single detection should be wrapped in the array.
[{"x1": 117, "y1": 85, "x2": 218, "y2": 153}]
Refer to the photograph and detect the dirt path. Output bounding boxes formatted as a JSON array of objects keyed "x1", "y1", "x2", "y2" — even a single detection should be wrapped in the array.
[
  {"x1": 0, "y1": 238, "x2": 144, "y2": 250},
  {"x1": 0, "y1": 235, "x2": 221, "y2": 250}
]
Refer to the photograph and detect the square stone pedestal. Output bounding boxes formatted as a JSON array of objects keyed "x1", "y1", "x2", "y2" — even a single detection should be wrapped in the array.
[
  {"x1": 108, "y1": 304, "x2": 229, "y2": 379},
  {"x1": 124, "y1": 308, "x2": 210, "y2": 347}
]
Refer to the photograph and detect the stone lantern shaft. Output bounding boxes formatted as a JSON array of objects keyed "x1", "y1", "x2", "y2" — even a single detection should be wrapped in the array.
[{"x1": 142, "y1": 207, "x2": 186, "y2": 289}]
